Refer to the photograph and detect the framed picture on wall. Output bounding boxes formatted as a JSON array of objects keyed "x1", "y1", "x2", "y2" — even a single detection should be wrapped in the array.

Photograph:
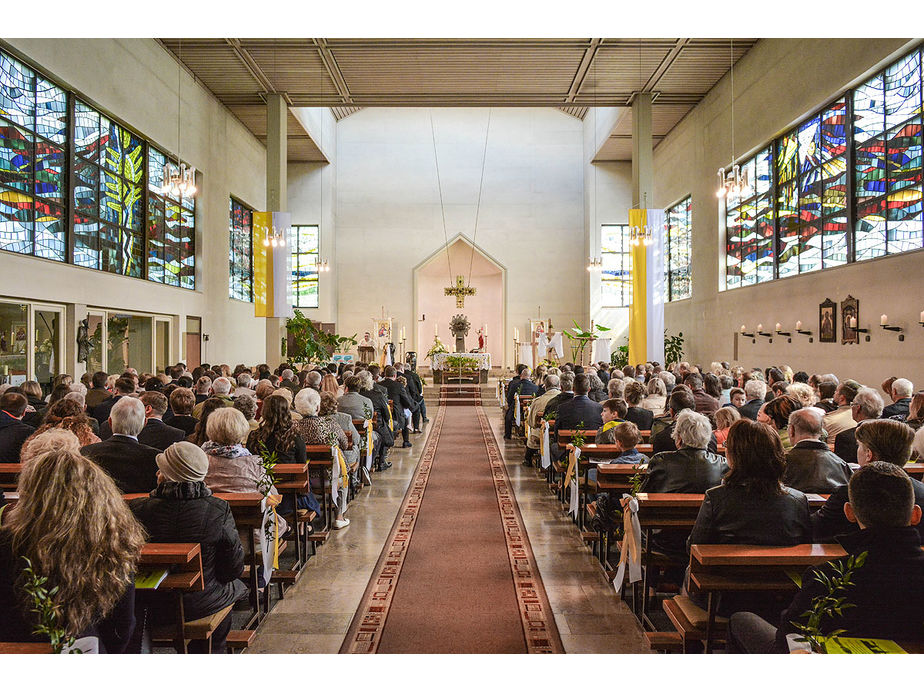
[
  {"x1": 841, "y1": 295, "x2": 859, "y2": 345},
  {"x1": 12, "y1": 323, "x2": 26, "y2": 353},
  {"x1": 819, "y1": 299, "x2": 837, "y2": 343}
]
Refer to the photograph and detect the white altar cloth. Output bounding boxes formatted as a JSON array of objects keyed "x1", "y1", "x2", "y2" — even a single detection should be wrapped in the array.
[{"x1": 431, "y1": 352, "x2": 492, "y2": 370}]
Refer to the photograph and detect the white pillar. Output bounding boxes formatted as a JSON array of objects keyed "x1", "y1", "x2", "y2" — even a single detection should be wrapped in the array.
[{"x1": 265, "y1": 93, "x2": 287, "y2": 366}]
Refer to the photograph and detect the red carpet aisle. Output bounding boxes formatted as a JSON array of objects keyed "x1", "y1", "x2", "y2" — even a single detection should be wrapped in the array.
[{"x1": 340, "y1": 394, "x2": 563, "y2": 653}]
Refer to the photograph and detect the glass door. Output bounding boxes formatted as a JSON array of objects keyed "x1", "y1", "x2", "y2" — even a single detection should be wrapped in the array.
[
  {"x1": 107, "y1": 313, "x2": 153, "y2": 375},
  {"x1": 185, "y1": 316, "x2": 201, "y2": 369},
  {"x1": 155, "y1": 318, "x2": 171, "y2": 374},
  {"x1": 32, "y1": 304, "x2": 64, "y2": 396},
  {"x1": 86, "y1": 311, "x2": 106, "y2": 375}
]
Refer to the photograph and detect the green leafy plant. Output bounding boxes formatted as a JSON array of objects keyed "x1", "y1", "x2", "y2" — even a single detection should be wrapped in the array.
[
  {"x1": 790, "y1": 551, "x2": 868, "y2": 653},
  {"x1": 255, "y1": 441, "x2": 279, "y2": 498},
  {"x1": 562, "y1": 320, "x2": 610, "y2": 363},
  {"x1": 426, "y1": 336, "x2": 449, "y2": 361},
  {"x1": 285, "y1": 309, "x2": 357, "y2": 367},
  {"x1": 629, "y1": 464, "x2": 645, "y2": 496},
  {"x1": 542, "y1": 409, "x2": 557, "y2": 422},
  {"x1": 610, "y1": 339, "x2": 629, "y2": 369},
  {"x1": 570, "y1": 421, "x2": 586, "y2": 449},
  {"x1": 663, "y1": 331, "x2": 685, "y2": 368},
  {"x1": 21, "y1": 557, "x2": 79, "y2": 654},
  {"x1": 445, "y1": 355, "x2": 479, "y2": 371}
]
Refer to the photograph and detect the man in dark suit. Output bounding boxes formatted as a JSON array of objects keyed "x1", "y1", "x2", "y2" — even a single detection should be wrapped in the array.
[
  {"x1": 84, "y1": 370, "x2": 111, "y2": 411},
  {"x1": 505, "y1": 365, "x2": 539, "y2": 439},
  {"x1": 651, "y1": 387, "x2": 719, "y2": 455},
  {"x1": 834, "y1": 387, "x2": 883, "y2": 464},
  {"x1": 883, "y1": 378, "x2": 914, "y2": 419},
  {"x1": 380, "y1": 366, "x2": 416, "y2": 448},
  {"x1": 543, "y1": 373, "x2": 574, "y2": 421},
  {"x1": 91, "y1": 376, "x2": 135, "y2": 424},
  {"x1": 135, "y1": 391, "x2": 186, "y2": 451},
  {"x1": 0, "y1": 392, "x2": 35, "y2": 463},
  {"x1": 81, "y1": 396, "x2": 159, "y2": 493},
  {"x1": 813, "y1": 419, "x2": 922, "y2": 543},
  {"x1": 553, "y1": 373, "x2": 603, "y2": 447},
  {"x1": 358, "y1": 370, "x2": 395, "y2": 470},
  {"x1": 397, "y1": 363, "x2": 427, "y2": 432},
  {"x1": 736, "y1": 379, "x2": 767, "y2": 421}
]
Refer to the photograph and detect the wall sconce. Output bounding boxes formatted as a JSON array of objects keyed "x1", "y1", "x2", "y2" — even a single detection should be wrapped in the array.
[
  {"x1": 880, "y1": 314, "x2": 905, "y2": 341},
  {"x1": 756, "y1": 323, "x2": 773, "y2": 342},
  {"x1": 794, "y1": 320, "x2": 814, "y2": 342},
  {"x1": 848, "y1": 316, "x2": 870, "y2": 342},
  {"x1": 739, "y1": 325, "x2": 755, "y2": 342},
  {"x1": 774, "y1": 322, "x2": 792, "y2": 343}
]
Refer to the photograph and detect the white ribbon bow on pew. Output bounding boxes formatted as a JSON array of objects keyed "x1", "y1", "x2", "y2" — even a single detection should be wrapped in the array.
[
  {"x1": 514, "y1": 396, "x2": 522, "y2": 426},
  {"x1": 540, "y1": 421, "x2": 551, "y2": 469},
  {"x1": 568, "y1": 447, "x2": 581, "y2": 518},
  {"x1": 364, "y1": 419, "x2": 374, "y2": 473},
  {"x1": 613, "y1": 494, "x2": 642, "y2": 590}
]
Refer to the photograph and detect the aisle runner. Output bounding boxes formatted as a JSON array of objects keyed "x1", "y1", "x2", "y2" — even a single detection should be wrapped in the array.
[{"x1": 340, "y1": 402, "x2": 562, "y2": 654}]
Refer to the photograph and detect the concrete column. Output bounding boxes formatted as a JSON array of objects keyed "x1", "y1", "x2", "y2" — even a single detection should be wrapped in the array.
[
  {"x1": 631, "y1": 93, "x2": 654, "y2": 208},
  {"x1": 265, "y1": 93, "x2": 287, "y2": 366}
]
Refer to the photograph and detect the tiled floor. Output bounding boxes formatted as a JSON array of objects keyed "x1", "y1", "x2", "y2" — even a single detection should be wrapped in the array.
[{"x1": 247, "y1": 383, "x2": 650, "y2": 654}]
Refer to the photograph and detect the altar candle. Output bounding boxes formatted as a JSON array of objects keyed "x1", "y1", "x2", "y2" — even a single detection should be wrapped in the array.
[
  {"x1": 880, "y1": 314, "x2": 888, "y2": 326},
  {"x1": 514, "y1": 327, "x2": 519, "y2": 342},
  {"x1": 849, "y1": 316, "x2": 857, "y2": 329},
  {"x1": 796, "y1": 320, "x2": 802, "y2": 331},
  {"x1": 435, "y1": 321, "x2": 438, "y2": 336}
]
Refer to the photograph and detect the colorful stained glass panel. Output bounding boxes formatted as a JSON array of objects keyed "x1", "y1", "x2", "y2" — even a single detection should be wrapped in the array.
[
  {"x1": 0, "y1": 119, "x2": 32, "y2": 191},
  {"x1": 0, "y1": 53, "x2": 34, "y2": 129}
]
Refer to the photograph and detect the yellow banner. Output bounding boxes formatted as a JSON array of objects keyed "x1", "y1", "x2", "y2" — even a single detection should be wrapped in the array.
[
  {"x1": 253, "y1": 211, "x2": 273, "y2": 317},
  {"x1": 628, "y1": 208, "x2": 648, "y2": 365}
]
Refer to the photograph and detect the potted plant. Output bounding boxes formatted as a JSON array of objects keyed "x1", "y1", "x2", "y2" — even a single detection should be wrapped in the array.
[
  {"x1": 562, "y1": 320, "x2": 610, "y2": 364},
  {"x1": 285, "y1": 309, "x2": 357, "y2": 368}
]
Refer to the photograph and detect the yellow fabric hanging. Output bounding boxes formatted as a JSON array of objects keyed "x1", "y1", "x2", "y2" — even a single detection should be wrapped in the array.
[
  {"x1": 336, "y1": 447, "x2": 349, "y2": 490},
  {"x1": 628, "y1": 208, "x2": 648, "y2": 365}
]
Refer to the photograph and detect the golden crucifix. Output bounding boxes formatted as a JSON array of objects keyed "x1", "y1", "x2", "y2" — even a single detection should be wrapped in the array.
[{"x1": 444, "y1": 275, "x2": 476, "y2": 308}]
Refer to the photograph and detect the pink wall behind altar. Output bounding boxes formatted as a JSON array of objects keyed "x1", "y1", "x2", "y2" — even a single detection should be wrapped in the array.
[{"x1": 416, "y1": 240, "x2": 504, "y2": 367}]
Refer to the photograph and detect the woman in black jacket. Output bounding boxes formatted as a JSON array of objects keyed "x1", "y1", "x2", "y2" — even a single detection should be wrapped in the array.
[{"x1": 129, "y1": 441, "x2": 247, "y2": 654}]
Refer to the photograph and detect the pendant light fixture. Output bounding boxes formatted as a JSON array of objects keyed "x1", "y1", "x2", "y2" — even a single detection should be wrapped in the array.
[
  {"x1": 716, "y1": 39, "x2": 746, "y2": 199},
  {"x1": 161, "y1": 39, "x2": 197, "y2": 199}
]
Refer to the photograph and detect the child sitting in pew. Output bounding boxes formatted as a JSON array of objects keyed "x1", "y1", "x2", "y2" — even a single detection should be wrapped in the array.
[{"x1": 728, "y1": 462, "x2": 924, "y2": 653}]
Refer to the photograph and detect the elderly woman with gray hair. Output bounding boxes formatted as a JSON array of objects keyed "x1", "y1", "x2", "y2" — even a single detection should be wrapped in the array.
[{"x1": 292, "y1": 387, "x2": 351, "y2": 529}]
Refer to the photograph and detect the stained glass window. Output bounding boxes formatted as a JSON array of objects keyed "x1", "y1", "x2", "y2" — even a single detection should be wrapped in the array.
[
  {"x1": 0, "y1": 51, "x2": 65, "y2": 261},
  {"x1": 229, "y1": 198, "x2": 253, "y2": 302},
  {"x1": 724, "y1": 147, "x2": 773, "y2": 288},
  {"x1": 601, "y1": 224, "x2": 632, "y2": 307},
  {"x1": 665, "y1": 197, "x2": 692, "y2": 301},
  {"x1": 290, "y1": 225, "x2": 320, "y2": 309},
  {"x1": 147, "y1": 146, "x2": 195, "y2": 289},
  {"x1": 853, "y1": 50, "x2": 923, "y2": 259}
]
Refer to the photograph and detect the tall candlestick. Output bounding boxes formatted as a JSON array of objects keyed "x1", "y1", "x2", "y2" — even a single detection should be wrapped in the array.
[{"x1": 435, "y1": 321, "x2": 438, "y2": 337}]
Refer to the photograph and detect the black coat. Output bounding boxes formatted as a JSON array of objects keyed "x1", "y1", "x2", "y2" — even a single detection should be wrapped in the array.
[
  {"x1": 360, "y1": 388, "x2": 396, "y2": 447},
  {"x1": 136, "y1": 418, "x2": 187, "y2": 451},
  {"x1": 642, "y1": 448, "x2": 729, "y2": 494},
  {"x1": 688, "y1": 483, "x2": 812, "y2": 552},
  {"x1": 554, "y1": 395, "x2": 603, "y2": 437},
  {"x1": 246, "y1": 430, "x2": 306, "y2": 465},
  {"x1": 588, "y1": 388, "x2": 607, "y2": 403},
  {"x1": 626, "y1": 406, "x2": 654, "y2": 431},
  {"x1": 80, "y1": 435, "x2": 160, "y2": 493},
  {"x1": 0, "y1": 532, "x2": 136, "y2": 652},
  {"x1": 129, "y1": 482, "x2": 247, "y2": 621},
  {"x1": 834, "y1": 426, "x2": 859, "y2": 465},
  {"x1": 782, "y1": 440, "x2": 852, "y2": 494},
  {"x1": 736, "y1": 398, "x2": 764, "y2": 421},
  {"x1": 91, "y1": 394, "x2": 123, "y2": 424},
  {"x1": 402, "y1": 370, "x2": 423, "y2": 400},
  {"x1": 813, "y1": 476, "x2": 924, "y2": 543},
  {"x1": 380, "y1": 378, "x2": 415, "y2": 426},
  {"x1": 651, "y1": 418, "x2": 718, "y2": 455},
  {"x1": 775, "y1": 527, "x2": 924, "y2": 651},
  {"x1": 543, "y1": 391, "x2": 573, "y2": 420},
  {"x1": 883, "y1": 398, "x2": 911, "y2": 420},
  {"x1": 21, "y1": 396, "x2": 46, "y2": 428},
  {"x1": 508, "y1": 378, "x2": 539, "y2": 406},
  {"x1": 0, "y1": 412, "x2": 34, "y2": 463},
  {"x1": 168, "y1": 414, "x2": 198, "y2": 437}
]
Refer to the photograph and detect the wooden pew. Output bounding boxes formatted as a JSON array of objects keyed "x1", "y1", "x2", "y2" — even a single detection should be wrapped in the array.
[
  {"x1": 305, "y1": 444, "x2": 340, "y2": 540},
  {"x1": 0, "y1": 462, "x2": 21, "y2": 490},
  {"x1": 135, "y1": 542, "x2": 204, "y2": 654}
]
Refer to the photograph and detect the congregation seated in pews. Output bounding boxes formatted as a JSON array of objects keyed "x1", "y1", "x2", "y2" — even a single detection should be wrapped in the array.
[
  {"x1": 0, "y1": 357, "x2": 422, "y2": 653},
  {"x1": 503, "y1": 357, "x2": 924, "y2": 653}
]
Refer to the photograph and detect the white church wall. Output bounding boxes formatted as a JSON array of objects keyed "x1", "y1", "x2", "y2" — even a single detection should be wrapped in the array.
[
  {"x1": 653, "y1": 37, "x2": 924, "y2": 387},
  {"x1": 0, "y1": 38, "x2": 268, "y2": 368},
  {"x1": 334, "y1": 107, "x2": 585, "y2": 369}
]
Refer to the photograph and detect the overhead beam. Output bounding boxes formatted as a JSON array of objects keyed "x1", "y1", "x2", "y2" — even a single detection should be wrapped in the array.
[
  {"x1": 225, "y1": 38, "x2": 281, "y2": 97},
  {"x1": 313, "y1": 38, "x2": 354, "y2": 105},
  {"x1": 565, "y1": 38, "x2": 602, "y2": 103},
  {"x1": 642, "y1": 38, "x2": 689, "y2": 92}
]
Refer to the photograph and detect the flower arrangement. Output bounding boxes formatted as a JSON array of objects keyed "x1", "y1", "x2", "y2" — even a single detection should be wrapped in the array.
[{"x1": 426, "y1": 336, "x2": 449, "y2": 361}]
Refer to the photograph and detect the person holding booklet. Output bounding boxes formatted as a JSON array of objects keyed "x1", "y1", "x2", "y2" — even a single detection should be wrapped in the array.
[
  {"x1": 0, "y1": 448, "x2": 145, "y2": 652},
  {"x1": 728, "y1": 462, "x2": 924, "y2": 653},
  {"x1": 129, "y1": 441, "x2": 247, "y2": 654}
]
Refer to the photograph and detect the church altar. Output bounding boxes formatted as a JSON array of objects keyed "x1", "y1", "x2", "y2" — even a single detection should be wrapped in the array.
[{"x1": 431, "y1": 352, "x2": 491, "y2": 384}]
